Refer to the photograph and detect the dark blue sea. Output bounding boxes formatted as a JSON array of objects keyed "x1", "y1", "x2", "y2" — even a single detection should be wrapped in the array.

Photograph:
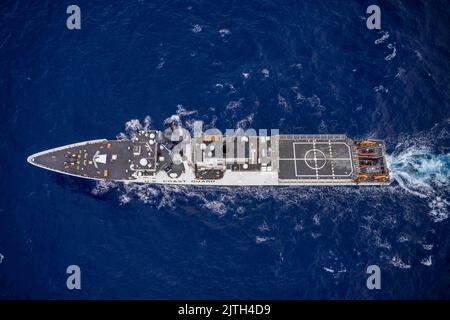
[{"x1": 1, "y1": 0, "x2": 450, "y2": 299}]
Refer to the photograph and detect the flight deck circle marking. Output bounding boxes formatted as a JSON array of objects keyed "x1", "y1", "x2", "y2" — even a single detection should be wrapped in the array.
[{"x1": 304, "y1": 149, "x2": 327, "y2": 170}]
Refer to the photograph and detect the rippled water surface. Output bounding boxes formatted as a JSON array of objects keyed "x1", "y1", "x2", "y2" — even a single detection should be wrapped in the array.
[{"x1": 1, "y1": 0, "x2": 449, "y2": 299}]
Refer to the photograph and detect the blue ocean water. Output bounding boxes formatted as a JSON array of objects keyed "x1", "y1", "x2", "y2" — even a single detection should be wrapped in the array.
[{"x1": 1, "y1": 0, "x2": 450, "y2": 299}]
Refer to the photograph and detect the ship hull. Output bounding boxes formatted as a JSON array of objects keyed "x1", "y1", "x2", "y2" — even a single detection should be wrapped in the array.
[{"x1": 27, "y1": 131, "x2": 391, "y2": 186}]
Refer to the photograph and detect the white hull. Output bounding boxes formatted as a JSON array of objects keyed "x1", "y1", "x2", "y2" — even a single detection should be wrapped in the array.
[{"x1": 27, "y1": 129, "x2": 391, "y2": 186}]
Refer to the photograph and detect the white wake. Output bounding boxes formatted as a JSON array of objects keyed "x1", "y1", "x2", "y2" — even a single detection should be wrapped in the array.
[{"x1": 387, "y1": 123, "x2": 450, "y2": 222}]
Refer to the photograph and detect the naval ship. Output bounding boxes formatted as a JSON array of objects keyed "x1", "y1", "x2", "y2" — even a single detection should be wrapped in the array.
[{"x1": 27, "y1": 118, "x2": 390, "y2": 186}]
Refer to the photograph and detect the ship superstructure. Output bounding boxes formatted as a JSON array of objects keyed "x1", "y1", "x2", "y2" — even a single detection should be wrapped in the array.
[{"x1": 27, "y1": 120, "x2": 390, "y2": 186}]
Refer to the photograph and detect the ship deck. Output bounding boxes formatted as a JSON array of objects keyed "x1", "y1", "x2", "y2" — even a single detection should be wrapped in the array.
[
  {"x1": 277, "y1": 135, "x2": 354, "y2": 181},
  {"x1": 29, "y1": 140, "x2": 137, "y2": 181}
]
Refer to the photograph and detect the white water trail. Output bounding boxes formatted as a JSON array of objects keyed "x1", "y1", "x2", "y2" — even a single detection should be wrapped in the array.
[{"x1": 387, "y1": 134, "x2": 450, "y2": 222}]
